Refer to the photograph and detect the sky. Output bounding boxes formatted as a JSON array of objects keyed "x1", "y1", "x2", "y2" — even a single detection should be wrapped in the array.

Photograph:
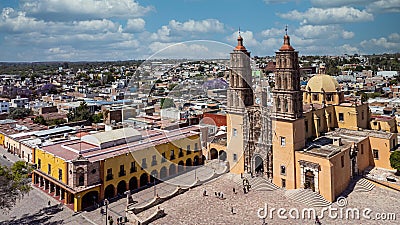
[{"x1": 0, "y1": 0, "x2": 399, "y2": 61}]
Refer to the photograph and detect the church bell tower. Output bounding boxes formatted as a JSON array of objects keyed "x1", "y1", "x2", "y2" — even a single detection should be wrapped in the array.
[
  {"x1": 272, "y1": 29, "x2": 305, "y2": 189},
  {"x1": 226, "y1": 32, "x2": 254, "y2": 174}
]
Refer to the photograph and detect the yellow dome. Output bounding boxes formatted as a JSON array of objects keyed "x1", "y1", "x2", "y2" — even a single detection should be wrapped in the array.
[{"x1": 306, "y1": 74, "x2": 340, "y2": 93}]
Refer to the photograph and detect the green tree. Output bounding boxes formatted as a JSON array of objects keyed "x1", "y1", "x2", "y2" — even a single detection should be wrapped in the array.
[
  {"x1": 67, "y1": 102, "x2": 93, "y2": 122},
  {"x1": 92, "y1": 112, "x2": 103, "y2": 123},
  {"x1": 160, "y1": 98, "x2": 175, "y2": 109},
  {"x1": 390, "y1": 151, "x2": 400, "y2": 175},
  {"x1": 33, "y1": 115, "x2": 47, "y2": 125},
  {"x1": 8, "y1": 108, "x2": 33, "y2": 119},
  {"x1": 0, "y1": 161, "x2": 32, "y2": 212}
]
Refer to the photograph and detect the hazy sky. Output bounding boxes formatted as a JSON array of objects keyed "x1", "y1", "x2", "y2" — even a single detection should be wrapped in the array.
[{"x1": 0, "y1": 0, "x2": 399, "y2": 61}]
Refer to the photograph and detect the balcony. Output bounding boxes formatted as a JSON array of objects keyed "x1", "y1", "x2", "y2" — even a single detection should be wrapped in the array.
[
  {"x1": 119, "y1": 170, "x2": 126, "y2": 177},
  {"x1": 106, "y1": 174, "x2": 114, "y2": 181}
]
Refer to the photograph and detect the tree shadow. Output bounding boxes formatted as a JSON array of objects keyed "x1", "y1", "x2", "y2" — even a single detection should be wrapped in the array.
[{"x1": 0, "y1": 205, "x2": 64, "y2": 225}]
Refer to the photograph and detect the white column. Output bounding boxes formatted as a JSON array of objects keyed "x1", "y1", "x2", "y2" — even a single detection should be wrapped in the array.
[
  {"x1": 300, "y1": 166, "x2": 305, "y2": 188},
  {"x1": 314, "y1": 168, "x2": 319, "y2": 193}
]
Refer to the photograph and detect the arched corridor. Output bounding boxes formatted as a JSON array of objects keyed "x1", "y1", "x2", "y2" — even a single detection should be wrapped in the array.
[
  {"x1": 186, "y1": 158, "x2": 192, "y2": 167},
  {"x1": 193, "y1": 156, "x2": 199, "y2": 166},
  {"x1": 117, "y1": 180, "x2": 127, "y2": 195},
  {"x1": 160, "y1": 166, "x2": 167, "y2": 179},
  {"x1": 140, "y1": 173, "x2": 149, "y2": 187},
  {"x1": 150, "y1": 170, "x2": 158, "y2": 183},
  {"x1": 219, "y1": 150, "x2": 227, "y2": 161},
  {"x1": 104, "y1": 184, "x2": 115, "y2": 200},
  {"x1": 169, "y1": 164, "x2": 176, "y2": 176},
  {"x1": 129, "y1": 177, "x2": 138, "y2": 190},
  {"x1": 210, "y1": 148, "x2": 218, "y2": 159},
  {"x1": 81, "y1": 191, "x2": 98, "y2": 210},
  {"x1": 178, "y1": 161, "x2": 184, "y2": 173}
]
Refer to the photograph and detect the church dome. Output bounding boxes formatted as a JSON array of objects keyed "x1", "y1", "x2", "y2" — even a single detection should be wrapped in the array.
[{"x1": 306, "y1": 74, "x2": 340, "y2": 93}]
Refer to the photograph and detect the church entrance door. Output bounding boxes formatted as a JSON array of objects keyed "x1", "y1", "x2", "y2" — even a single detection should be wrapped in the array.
[
  {"x1": 255, "y1": 156, "x2": 264, "y2": 175},
  {"x1": 304, "y1": 170, "x2": 315, "y2": 191}
]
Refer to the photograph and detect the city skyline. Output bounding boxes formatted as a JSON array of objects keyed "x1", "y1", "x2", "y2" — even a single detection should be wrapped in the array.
[{"x1": 0, "y1": 0, "x2": 399, "y2": 61}]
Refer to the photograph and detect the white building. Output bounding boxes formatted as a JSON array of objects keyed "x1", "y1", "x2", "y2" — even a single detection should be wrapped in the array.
[
  {"x1": 10, "y1": 96, "x2": 29, "y2": 108},
  {"x1": 0, "y1": 100, "x2": 9, "y2": 113}
]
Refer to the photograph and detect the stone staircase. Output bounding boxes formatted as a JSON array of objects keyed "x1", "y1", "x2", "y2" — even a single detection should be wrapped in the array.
[
  {"x1": 230, "y1": 174, "x2": 279, "y2": 191},
  {"x1": 284, "y1": 189, "x2": 332, "y2": 207},
  {"x1": 354, "y1": 178, "x2": 375, "y2": 192}
]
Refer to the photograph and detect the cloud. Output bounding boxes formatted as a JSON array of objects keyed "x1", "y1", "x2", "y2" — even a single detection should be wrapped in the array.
[
  {"x1": 21, "y1": 0, "x2": 152, "y2": 20},
  {"x1": 125, "y1": 18, "x2": 146, "y2": 32},
  {"x1": 360, "y1": 34, "x2": 400, "y2": 53},
  {"x1": 168, "y1": 19, "x2": 225, "y2": 33},
  {"x1": 278, "y1": 7, "x2": 374, "y2": 25},
  {"x1": 366, "y1": 0, "x2": 400, "y2": 13},
  {"x1": 295, "y1": 25, "x2": 354, "y2": 39},
  {"x1": 148, "y1": 41, "x2": 230, "y2": 59},
  {"x1": 228, "y1": 30, "x2": 259, "y2": 47},
  {"x1": 150, "y1": 25, "x2": 172, "y2": 42},
  {"x1": 310, "y1": 0, "x2": 375, "y2": 7},
  {"x1": 261, "y1": 28, "x2": 284, "y2": 37},
  {"x1": 264, "y1": 0, "x2": 296, "y2": 3}
]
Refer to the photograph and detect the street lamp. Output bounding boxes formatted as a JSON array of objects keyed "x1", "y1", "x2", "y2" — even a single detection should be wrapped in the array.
[{"x1": 104, "y1": 199, "x2": 109, "y2": 225}]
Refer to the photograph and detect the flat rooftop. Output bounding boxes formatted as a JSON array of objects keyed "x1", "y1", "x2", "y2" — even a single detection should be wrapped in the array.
[{"x1": 41, "y1": 126, "x2": 201, "y2": 162}]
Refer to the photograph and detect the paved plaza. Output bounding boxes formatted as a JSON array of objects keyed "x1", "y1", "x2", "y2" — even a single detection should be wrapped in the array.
[
  {"x1": 1, "y1": 144, "x2": 399, "y2": 225},
  {"x1": 1, "y1": 173, "x2": 400, "y2": 225}
]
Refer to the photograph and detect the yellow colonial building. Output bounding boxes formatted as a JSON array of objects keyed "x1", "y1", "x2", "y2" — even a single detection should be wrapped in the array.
[
  {"x1": 32, "y1": 126, "x2": 203, "y2": 211},
  {"x1": 225, "y1": 32, "x2": 398, "y2": 202}
]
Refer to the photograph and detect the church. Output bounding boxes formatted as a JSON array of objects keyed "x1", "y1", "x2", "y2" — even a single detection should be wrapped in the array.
[{"x1": 224, "y1": 31, "x2": 397, "y2": 202}]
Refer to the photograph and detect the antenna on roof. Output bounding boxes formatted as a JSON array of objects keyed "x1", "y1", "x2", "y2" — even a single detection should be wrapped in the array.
[{"x1": 238, "y1": 27, "x2": 241, "y2": 36}]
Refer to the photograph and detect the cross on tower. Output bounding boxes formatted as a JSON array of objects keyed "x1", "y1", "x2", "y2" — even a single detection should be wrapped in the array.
[
  {"x1": 238, "y1": 27, "x2": 241, "y2": 36},
  {"x1": 285, "y1": 25, "x2": 288, "y2": 35}
]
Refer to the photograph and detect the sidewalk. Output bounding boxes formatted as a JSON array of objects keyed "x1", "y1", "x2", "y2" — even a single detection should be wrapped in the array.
[{"x1": 0, "y1": 144, "x2": 21, "y2": 163}]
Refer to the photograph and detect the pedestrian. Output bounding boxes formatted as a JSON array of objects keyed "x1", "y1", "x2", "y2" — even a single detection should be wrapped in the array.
[
  {"x1": 215, "y1": 191, "x2": 217, "y2": 197},
  {"x1": 221, "y1": 192, "x2": 224, "y2": 199},
  {"x1": 233, "y1": 187, "x2": 236, "y2": 194},
  {"x1": 231, "y1": 206, "x2": 234, "y2": 214},
  {"x1": 48, "y1": 200, "x2": 51, "y2": 207},
  {"x1": 217, "y1": 192, "x2": 220, "y2": 198},
  {"x1": 315, "y1": 215, "x2": 321, "y2": 225},
  {"x1": 203, "y1": 189, "x2": 207, "y2": 196},
  {"x1": 243, "y1": 187, "x2": 247, "y2": 194}
]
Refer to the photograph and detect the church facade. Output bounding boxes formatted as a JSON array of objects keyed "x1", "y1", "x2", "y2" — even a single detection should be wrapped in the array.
[{"x1": 225, "y1": 32, "x2": 397, "y2": 202}]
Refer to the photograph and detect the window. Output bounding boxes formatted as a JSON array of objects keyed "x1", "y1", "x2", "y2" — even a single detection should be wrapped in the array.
[
  {"x1": 151, "y1": 155, "x2": 157, "y2": 166},
  {"x1": 170, "y1": 150, "x2": 175, "y2": 160},
  {"x1": 178, "y1": 148, "x2": 184, "y2": 157},
  {"x1": 233, "y1": 128, "x2": 237, "y2": 136},
  {"x1": 78, "y1": 174, "x2": 84, "y2": 186},
  {"x1": 284, "y1": 99, "x2": 288, "y2": 112},
  {"x1": 361, "y1": 144, "x2": 364, "y2": 155},
  {"x1": 276, "y1": 98, "x2": 281, "y2": 111},
  {"x1": 373, "y1": 149, "x2": 379, "y2": 159},
  {"x1": 280, "y1": 165, "x2": 286, "y2": 175},
  {"x1": 194, "y1": 143, "x2": 198, "y2": 151},
  {"x1": 281, "y1": 179, "x2": 286, "y2": 188},
  {"x1": 106, "y1": 168, "x2": 113, "y2": 180},
  {"x1": 161, "y1": 153, "x2": 167, "y2": 163},
  {"x1": 312, "y1": 94, "x2": 319, "y2": 101},
  {"x1": 119, "y1": 165, "x2": 126, "y2": 177},
  {"x1": 280, "y1": 137, "x2": 286, "y2": 147},
  {"x1": 326, "y1": 94, "x2": 333, "y2": 101},
  {"x1": 58, "y1": 169, "x2": 62, "y2": 181},
  {"x1": 48, "y1": 164, "x2": 51, "y2": 175},
  {"x1": 339, "y1": 113, "x2": 344, "y2": 122},
  {"x1": 130, "y1": 162, "x2": 137, "y2": 173},
  {"x1": 233, "y1": 154, "x2": 237, "y2": 162},
  {"x1": 187, "y1": 145, "x2": 191, "y2": 155},
  {"x1": 392, "y1": 139, "x2": 396, "y2": 150},
  {"x1": 142, "y1": 158, "x2": 147, "y2": 169},
  {"x1": 38, "y1": 159, "x2": 41, "y2": 169},
  {"x1": 341, "y1": 155, "x2": 344, "y2": 168}
]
